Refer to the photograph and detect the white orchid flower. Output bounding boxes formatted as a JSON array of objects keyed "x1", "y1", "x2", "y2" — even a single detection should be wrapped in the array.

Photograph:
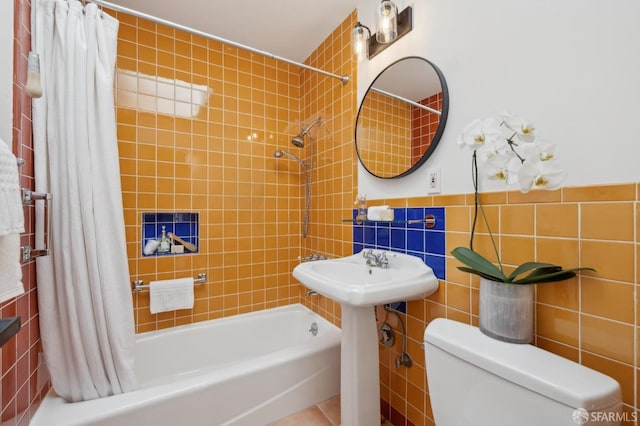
[
  {"x1": 535, "y1": 141, "x2": 558, "y2": 162},
  {"x1": 457, "y1": 119, "x2": 484, "y2": 150},
  {"x1": 516, "y1": 160, "x2": 567, "y2": 193},
  {"x1": 513, "y1": 142, "x2": 541, "y2": 162},
  {"x1": 458, "y1": 117, "x2": 503, "y2": 151},
  {"x1": 459, "y1": 112, "x2": 566, "y2": 195},
  {"x1": 482, "y1": 151, "x2": 515, "y2": 183},
  {"x1": 506, "y1": 156, "x2": 525, "y2": 186},
  {"x1": 501, "y1": 112, "x2": 536, "y2": 142}
]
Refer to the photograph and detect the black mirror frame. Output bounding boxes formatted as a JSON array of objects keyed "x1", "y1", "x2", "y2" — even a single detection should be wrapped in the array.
[{"x1": 355, "y1": 56, "x2": 449, "y2": 179}]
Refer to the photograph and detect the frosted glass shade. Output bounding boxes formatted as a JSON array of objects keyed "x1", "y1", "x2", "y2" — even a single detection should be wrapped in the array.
[{"x1": 376, "y1": 1, "x2": 398, "y2": 43}]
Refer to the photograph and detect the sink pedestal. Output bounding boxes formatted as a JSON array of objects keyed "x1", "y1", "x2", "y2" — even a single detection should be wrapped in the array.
[
  {"x1": 292, "y1": 250, "x2": 439, "y2": 425},
  {"x1": 340, "y1": 305, "x2": 380, "y2": 426}
]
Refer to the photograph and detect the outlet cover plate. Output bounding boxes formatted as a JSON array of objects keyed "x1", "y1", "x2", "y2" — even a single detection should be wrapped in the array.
[{"x1": 427, "y1": 168, "x2": 441, "y2": 194}]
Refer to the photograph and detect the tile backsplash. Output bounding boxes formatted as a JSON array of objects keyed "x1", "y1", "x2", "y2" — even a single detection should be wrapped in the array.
[{"x1": 352, "y1": 207, "x2": 446, "y2": 281}]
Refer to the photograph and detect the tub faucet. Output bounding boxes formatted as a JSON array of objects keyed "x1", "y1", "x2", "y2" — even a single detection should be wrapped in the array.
[{"x1": 363, "y1": 249, "x2": 389, "y2": 269}]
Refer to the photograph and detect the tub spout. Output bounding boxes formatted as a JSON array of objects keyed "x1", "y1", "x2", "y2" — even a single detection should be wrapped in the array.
[{"x1": 306, "y1": 290, "x2": 318, "y2": 296}]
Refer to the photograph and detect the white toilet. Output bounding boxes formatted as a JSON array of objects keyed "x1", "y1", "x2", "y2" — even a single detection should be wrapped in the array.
[{"x1": 424, "y1": 318, "x2": 622, "y2": 426}]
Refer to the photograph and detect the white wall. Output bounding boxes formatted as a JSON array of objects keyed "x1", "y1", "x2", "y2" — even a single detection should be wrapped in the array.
[
  {"x1": 0, "y1": 0, "x2": 14, "y2": 146},
  {"x1": 356, "y1": 0, "x2": 640, "y2": 197}
]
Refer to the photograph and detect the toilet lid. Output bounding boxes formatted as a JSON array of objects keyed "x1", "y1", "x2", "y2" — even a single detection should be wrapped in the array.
[{"x1": 424, "y1": 318, "x2": 622, "y2": 411}]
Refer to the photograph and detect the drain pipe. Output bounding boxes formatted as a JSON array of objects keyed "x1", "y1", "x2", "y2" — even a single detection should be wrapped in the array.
[{"x1": 383, "y1": 305, "x2": 413, "y2": 368}]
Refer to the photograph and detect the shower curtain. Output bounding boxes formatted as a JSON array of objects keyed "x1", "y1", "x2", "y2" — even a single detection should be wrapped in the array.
[{"x1": 31, "y1": 0, "x2": 137, "y2": 401}]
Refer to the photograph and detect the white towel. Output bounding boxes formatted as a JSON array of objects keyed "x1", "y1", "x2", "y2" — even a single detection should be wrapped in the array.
[
  {"x1": 0, "y1": 138, "x2": 25, "y2": 304},
  {"x1": 367, "y1": 205, "x2": 394, "y2": 221},
  {"x1": 149, "y1": 278, "x2": 194, "y2": 314}
]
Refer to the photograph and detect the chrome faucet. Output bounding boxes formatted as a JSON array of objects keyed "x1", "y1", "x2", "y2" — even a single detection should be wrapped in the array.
[{"x1": 363, "y1": 249, "x2": 389, "y2": 268}]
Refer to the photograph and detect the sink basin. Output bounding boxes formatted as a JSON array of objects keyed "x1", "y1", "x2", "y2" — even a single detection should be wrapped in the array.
[{"x1": 292, "y1": 249, "x2": 439, "y2": 306}]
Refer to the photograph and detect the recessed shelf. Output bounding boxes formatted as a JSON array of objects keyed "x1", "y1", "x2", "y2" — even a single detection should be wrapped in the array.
[{"x1": 142, "y1": 212, "x2": 199, "y2": 256}]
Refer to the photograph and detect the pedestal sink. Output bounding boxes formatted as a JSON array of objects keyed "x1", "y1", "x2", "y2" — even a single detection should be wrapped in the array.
[{"x1": 293, "y1": 249, "x2": 439, "y2": 426}]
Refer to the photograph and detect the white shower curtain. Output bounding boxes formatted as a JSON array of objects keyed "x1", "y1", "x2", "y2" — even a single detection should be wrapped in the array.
[{"x1": 31, "y1": 0, "x2": 137, "y2": 401}]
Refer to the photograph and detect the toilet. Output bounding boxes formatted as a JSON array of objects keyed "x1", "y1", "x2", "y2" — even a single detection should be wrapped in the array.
[{"x1": 423, "y1": 318, "x2": 622, "y2": 426}]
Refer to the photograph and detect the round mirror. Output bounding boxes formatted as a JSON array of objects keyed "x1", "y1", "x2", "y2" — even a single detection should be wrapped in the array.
[{"x1": 355, "y1": 57, "x2": 449, "y2": 179}]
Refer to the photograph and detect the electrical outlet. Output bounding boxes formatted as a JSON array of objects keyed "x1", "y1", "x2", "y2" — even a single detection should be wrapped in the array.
[{"x1": 427, "y1": 168, "x2": 441, "y2": 194}]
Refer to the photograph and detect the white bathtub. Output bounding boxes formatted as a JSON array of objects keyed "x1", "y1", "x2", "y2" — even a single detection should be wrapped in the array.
[{"x1": 31, "y1": 304, "x2": 341, "y2": 426}]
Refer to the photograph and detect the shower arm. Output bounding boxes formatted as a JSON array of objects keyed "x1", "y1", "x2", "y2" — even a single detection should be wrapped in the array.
[{"x1": 300, "y1": 118, "x2": 323, "y2": 137}]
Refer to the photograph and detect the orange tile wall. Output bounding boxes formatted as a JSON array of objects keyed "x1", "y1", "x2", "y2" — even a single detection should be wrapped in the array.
[
  {"x1": 298, "y1": 12, "x2": 358, "y2": 326},
  {"x1": 2, "y1": 0, "x2": 50, "y2": 423},
  {"x1": 410, "y1": 92, "x2": 442, "y2": 165},
  {"x1": 113, "y1": 10, "x2": 357, "y2": 333},
  {"x1": 370, "y1": 184, "x2": 639, "y2": 426},
  {"x1": 356, "y1": 90, "x2": 411, "y2": 178}
]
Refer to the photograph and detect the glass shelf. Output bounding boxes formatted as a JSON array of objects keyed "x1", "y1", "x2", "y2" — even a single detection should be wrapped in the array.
[{"x1": 342, "y1": 214, "x2": 436, "y2": 228}]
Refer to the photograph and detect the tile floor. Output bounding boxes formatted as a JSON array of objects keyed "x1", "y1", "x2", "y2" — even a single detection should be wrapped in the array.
[{"x1": 269, "y1": 395, "x2": 394, "y2": 426}]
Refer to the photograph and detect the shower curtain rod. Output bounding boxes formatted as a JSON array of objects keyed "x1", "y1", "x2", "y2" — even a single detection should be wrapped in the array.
[
  {"x1": 88, "y1": 0, "x2": 350, "y2": 85},
  {"x1": 370, "y1": 87, "x2": 442, "y2": 116}
]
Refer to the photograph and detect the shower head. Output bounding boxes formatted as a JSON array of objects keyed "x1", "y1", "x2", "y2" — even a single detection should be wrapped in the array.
[
  {"x1": 291, "y1": 135, "x2": 305, "y2": 148},
  {"x1": 273, "y1": 150, "x2": 306, "y2": 168},
  {"x1": 291, "y1": 118, "x2": 323, "y2": 148}
]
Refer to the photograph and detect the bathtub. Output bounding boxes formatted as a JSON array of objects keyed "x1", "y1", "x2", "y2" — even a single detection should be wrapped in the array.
[{"x1": 31, "y1": 304, "x2": 341, "y2": 426}]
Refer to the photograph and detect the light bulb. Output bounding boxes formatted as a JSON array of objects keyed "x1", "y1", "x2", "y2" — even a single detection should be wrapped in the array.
[
  {"x1": 352, "y1": 23, "x2": 370, "y2": 61},
  {"x1": 376, "y1": 0, "x2": 398, "y2": 44}
]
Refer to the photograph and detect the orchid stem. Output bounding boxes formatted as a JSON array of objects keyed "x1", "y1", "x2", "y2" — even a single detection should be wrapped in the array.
[
  {"x1": 507, "y1": 133, "x2": 526, "y2": 163},
  {"x1": 470, "y1": 150, "x2": 504, "y2": 273}
]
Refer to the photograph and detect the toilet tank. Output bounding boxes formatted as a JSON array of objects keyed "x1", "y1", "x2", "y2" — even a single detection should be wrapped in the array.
[{"x1": 424, "y1": 318, "x2": 622, "y2": 426}]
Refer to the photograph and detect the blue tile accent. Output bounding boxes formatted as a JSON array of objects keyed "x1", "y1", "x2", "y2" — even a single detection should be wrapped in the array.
[
  {"x1": 157, "y1": 213, "x2": 173, "y2": 222},
  {"x1": 350, "y1": 206, "x2": 447, "y2": 310},
  {"x1": 406, "y1": 207, "x2": 424, "y2": 229},
  {"x1": 144, "y1": 224, "x2": 155, "y2": 238},
  {"x1": 377, "y1": 226, "x2": 390, "y2": 248},
  {"x1": 407, "y1": 229, "x2": 425, "y2": 252},
  {"x1": 388, "y1": 301, "x2": 406, "y2": 314},
  {"x1": 426, "y1": 254, "x2": 446, "y2": 280},
  {"x1": 353, "y1": 224, "x2": 364, "y2": 243},
  {"x1": 176, "y1": 222, "x2": 190, "y2": 236},
  {"x1": 426, "y1": 230, "x2": 446, "y2": 256},
  {"x1": 142, "y1": 212, "x2": 199, "y2": 256},
  {"x1": 391, "y1": 208, "x2": 406, "y2": 227},
  {"x1": 364, "y1": 225, "x2": 376, "y2": 245},
  {"x1": 390, "y1": 229, "x2": 405, "y2": 250}
]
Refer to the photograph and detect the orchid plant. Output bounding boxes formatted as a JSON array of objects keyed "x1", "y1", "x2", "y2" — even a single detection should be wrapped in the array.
[{"x1": 451, "y1": 112, "x2": 594, "y2": 284}]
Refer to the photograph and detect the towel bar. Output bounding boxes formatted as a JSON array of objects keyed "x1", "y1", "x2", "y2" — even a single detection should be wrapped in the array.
[
  {"x1": 21, "y1": 188, "x2": 52, "y2": 263},
  {"x1": 131, "y1": 273, "x2": 207, "y2": 292}
]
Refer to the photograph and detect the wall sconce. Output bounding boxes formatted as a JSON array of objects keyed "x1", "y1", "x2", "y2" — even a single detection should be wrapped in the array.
[{"x1": 353, "y1": 1, "x2": 413, "y2": 61}]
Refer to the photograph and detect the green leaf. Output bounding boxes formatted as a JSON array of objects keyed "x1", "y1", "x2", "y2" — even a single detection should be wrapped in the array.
[
  {"x1": 451, "y1": 247, "x2": 507, "y2": 282},
  {"x1": 507, "y1": 262, "x2": 557, "y2": 281},
  {"x1": 457, "y1": 266, "x2": 506, "y2": 282},
  {"x1": 514, "y1": 267, "x2": 596, "y2": 284}
]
